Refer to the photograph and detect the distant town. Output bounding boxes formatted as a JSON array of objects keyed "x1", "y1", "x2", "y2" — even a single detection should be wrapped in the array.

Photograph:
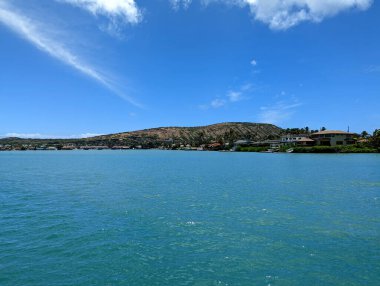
[{"x1": 1, "y1": 123, "x2": 379, "y2": 153}]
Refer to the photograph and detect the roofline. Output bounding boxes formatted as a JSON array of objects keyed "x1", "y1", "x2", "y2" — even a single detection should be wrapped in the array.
[{"x1": 311, "y1": 130, "x2": 356, "y2": 135}]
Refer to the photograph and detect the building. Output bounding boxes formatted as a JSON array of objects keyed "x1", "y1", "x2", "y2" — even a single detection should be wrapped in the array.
[
  {"x1": 281, "y1": 134, "x2": 309, "y2": 144},
  {"x1": 310, "y1": 130, "x2": 356, "y2": 146},
  {"x1": 281, "y1": 134, "x2": 315, "y2": 146},
  {"x1": 207, "y1": 142, "x2": 222, "y2": 150},
  {"x1": 234, "y1": 140, "x2": 254, "y2": 147},
  {"x1": 252, "y1": 140, "x2": 281, "y2": 149},
  {"x1": 296, "y1": 137, "x2": 315, "y2": 146}
]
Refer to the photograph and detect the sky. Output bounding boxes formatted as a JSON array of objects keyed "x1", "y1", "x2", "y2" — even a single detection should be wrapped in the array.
[{"x1": 0, "y1": 0, "x2": 379, "y2": 138}]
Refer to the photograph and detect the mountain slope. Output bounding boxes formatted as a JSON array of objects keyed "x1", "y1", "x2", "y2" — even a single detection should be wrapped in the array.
[
  {"x1": 91, "y1": 122, "x2": 283, "y2": 147},
  {"x1": 0, "y1": 122, "x2": 283, "y2": 148}
]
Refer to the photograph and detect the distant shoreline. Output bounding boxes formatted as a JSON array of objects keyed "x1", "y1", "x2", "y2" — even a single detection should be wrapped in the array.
[
  {"x1": 1, "y1": 122, "x2": 379, "y2": 153},
  {"x1": 1, "y1": 148, "x2": 378, "y2": 154}
]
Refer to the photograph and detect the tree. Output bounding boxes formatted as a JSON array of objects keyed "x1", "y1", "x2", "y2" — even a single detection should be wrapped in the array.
[
  {"x1": 305, "y1": 126, "x2": 310, "y2": 134},
  {"x1": 361, "y1": 131, "x2": 369, "y2": 138},
  {"x1": 321, "y1": 127, "x2": 326, "y2": 131},
  {"x1": 371, "y1": 129, "x2": 380, "y2": 148}
]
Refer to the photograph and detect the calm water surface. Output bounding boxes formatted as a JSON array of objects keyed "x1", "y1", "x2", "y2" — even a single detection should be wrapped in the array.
[{"x1": 0, "y1": 151, "x2": 379, "y2": 285}]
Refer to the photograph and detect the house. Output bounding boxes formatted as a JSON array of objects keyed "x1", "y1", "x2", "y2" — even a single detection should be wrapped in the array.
[
  {"x1": 207, "y1": 142, "x2": 222, "y2": 150},
  {"x1": 310, "y1": 130, "x2": 356, "y2": 146},
  {"x1": 111, "y1": 146, "x2": 131, "y2": 150},
  {"x1": 252, "y1": 140, "x2": 281, "y2": 149},
  {"x1": 234, "y1": 140, "x2": 253, "y2": 147},
  {"x1": 296, "y1": 137, "x2": 315, "y2": 146},
  {"x1": 62, "y1": 145, "x2": 76, "y2": 150},
  {"x1": 281, "y1": 134, "x2": 309, "y2": 144},
  {"x1": 281, "y1": 134, "x2": 315, "y2": 146}
]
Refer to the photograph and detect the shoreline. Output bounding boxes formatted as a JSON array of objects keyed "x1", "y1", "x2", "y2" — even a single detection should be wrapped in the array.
[{"x1": 1, "y1": 148, "x2": 378, "y2": 154}]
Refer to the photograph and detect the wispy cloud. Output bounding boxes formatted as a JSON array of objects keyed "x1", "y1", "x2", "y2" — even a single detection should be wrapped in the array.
[
  {"x1": 199, "y1": 98, "x2": 226, "y2": 110},
  {"x1": 3, "y1": 132, "x2": 102, "y2": 139},
  {"x1": 203, "y1": 0, "x2": 373, "y2": 29},
  {"x1": 226, "y1": 91, "x2": 242, "y2": 102},
  {"x1": 58, "y1": 0, "x2": 142, "y2": 36},
  {"x1": 250, "y1": 59, "x2": 257, "y2": 66},
  {"x1": 364, "y1": 65, "x2": 380, "y2": 73},
  {"x1": 201, "y1": 83, "x2": 253, "y2": 109},
  {"x1": 58, "y1": 0, "x2": 141, "y2": 23},
  {"x1": 211, "y1": 98, "x2": 226, "y2": 108},
  {"x1": 259, "y1": 99, "x2": 302, "y2": 124},
  {"x1": 0, "y1": 1, "x2": 142, "y2": 107},
  {"x1": 226, "y1": 83, "x2": 253, "y2": 103},
  {"x1": 170, "y1": 0, "x2": 193, "y2": 10}
]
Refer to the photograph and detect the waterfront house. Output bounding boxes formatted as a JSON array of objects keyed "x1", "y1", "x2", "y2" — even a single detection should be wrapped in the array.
[
  {"x1": 252, "y1": 140, "x2": 281, "y2": 149},
  {"x1": 80, "y1": 146, "x2": 110, "y2": 150},
  {"x1": 296, "y1": 137, "x2": 315, "y2": 146},
  {"x1": 46, "y1": 147, "x2": 58, "y2": 151},
  {"x1": 310, "y1": 130, "x2": 356, "y2": 146},
  {"x1": 111, "y1": 146, "x2": 131, "y2": 150},
  {"x1": 281, "y1": 134, "x2": 309, "y2": 144},
  {"x1": 207, "y1": 142, "x2": 222, "y2": 150},
  {"x1": 234, "y1": 139, "x2": 254, "y2": 147},
  {"x1": 62, "y1": 145, "x2": 76, "y2": 150},
  {"x1": 281, "y1": 134, "x2": 315, "y2": 146}
]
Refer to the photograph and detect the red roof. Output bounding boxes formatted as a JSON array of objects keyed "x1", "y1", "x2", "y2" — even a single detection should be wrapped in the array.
[{"x1": 208, "y1": 143, "x2": 222, "y2": 147}]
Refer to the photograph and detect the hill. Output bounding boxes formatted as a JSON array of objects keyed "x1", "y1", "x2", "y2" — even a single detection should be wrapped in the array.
[
  {"x1": 0, "y1": 122, "x2": 283, "y2": 149},
  {"x1": 90, "y1": 122, "x2": 282, "y2": 147}
]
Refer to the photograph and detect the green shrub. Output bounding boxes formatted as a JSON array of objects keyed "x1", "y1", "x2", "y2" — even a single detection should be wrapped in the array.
[
  {"x1": 238, "y1": 146, "x2": 268, "y2": 152},
  {"x1": 292, "y1": 145, "x2": 378, "y2": 153}
]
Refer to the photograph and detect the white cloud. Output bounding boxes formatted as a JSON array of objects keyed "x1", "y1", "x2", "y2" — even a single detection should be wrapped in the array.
[
  {"x1": 226, "y1": 83, "x2": 253, "y2": 102},
  {"x1": 0, "y1": 2, "x2": 142, "y2": 107},
  {"x1": 4, "y1": 133, "x2": 102, "y2": 139},
  {"x1": 250, "y1": 59, "x2": 257, "y2": 66},
  {"x1": 259, "y1": 100, "x2": 302, "y2": 124},
  {"x1": 227, "y1": 91, "x2": 242, "y2": 102},
  {"x1": 58, "y1": 0, "x2": 142, "y2": 24},
  {"x1": 77, "y1": 133, "x2": 103, "y2": 138},
  {"x1": 171, "y1": 0, "x2": 193, "y2": 10},
  {"x1": 201, "y1": 83, "x2": 253, "y2": 110},
  {"x1": 204, "y1": 0, "x2": 373, "y2": 29},
  {"x1": 211, "y1": 98, "x2": 226, "y2": 108}
]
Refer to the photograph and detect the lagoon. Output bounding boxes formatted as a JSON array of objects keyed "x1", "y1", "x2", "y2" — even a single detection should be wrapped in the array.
[{"x1": 0, "y1": 151, "x2": 379, "y2": 285}]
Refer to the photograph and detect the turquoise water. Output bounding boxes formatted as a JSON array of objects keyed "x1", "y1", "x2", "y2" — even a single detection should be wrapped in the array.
[{"x1": 0, "y1": 151, "x2": 379, "y2": 285}]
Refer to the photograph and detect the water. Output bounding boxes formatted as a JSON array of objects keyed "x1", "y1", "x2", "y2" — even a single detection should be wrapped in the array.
[{"x1": 0, "y1": 151, "x2": 379, "y2": 285}]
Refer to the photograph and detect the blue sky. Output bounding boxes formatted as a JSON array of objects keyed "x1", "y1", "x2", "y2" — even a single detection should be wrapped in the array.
[{"x1": 0, "y1": 0, "x2": 379, "y2": 138}]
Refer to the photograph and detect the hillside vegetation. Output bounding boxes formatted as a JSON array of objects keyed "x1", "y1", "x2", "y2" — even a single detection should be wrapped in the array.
[
  {"x1": 92, "y1": 122, "x2": 282, "y2": 147},
  {"x1": 0, "y1": 122, "x2": 283, "y2": 149}
]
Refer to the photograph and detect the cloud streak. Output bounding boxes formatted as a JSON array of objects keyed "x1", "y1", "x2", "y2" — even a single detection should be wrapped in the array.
[
  {"x1": 58, "y1": 0, "x2": 142, "y2": 23},
  {"x1": 259, "y1": 100, "x2": 302, "y2": 124},
  {"x1": 364, "y1": 65, "x2": 380, "y2": 73},
  {"x1": 204, "y1": 0, "x2": 373, "y2": 29},
  {"x1": 0, "y1": 1, "x2": 142, "y2": 107}
]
